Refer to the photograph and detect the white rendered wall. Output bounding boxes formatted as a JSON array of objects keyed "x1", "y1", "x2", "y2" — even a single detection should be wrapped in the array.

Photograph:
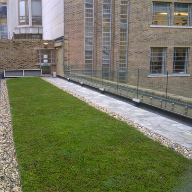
[
  {"x1": 42, "y1": 0, "x2": 64, "y2": 40},
  {"x1": 7, "y1": 0, "x2": 18, "y2": 39}
]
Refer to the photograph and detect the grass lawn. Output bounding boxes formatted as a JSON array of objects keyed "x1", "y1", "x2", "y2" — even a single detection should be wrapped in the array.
[{"x1": 7, "y1": 77, "x2": 192, "y2": 192}]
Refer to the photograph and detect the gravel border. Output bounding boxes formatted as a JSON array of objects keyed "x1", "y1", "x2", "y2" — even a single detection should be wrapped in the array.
[
  {"x1": 0, "y1": 79, "x2": 22, "y2": 192},
  {"x1": 42, "y1": 77, "x2": 192, "y2": 160}
]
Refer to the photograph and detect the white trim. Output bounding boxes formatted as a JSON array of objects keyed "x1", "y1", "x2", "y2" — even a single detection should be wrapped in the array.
[
  {"x1": 150, "y1": 25, "x2": 192, "y2": 29},
  {"x1": 148, "y1": 74, "x2": 190, "y2": 78}
]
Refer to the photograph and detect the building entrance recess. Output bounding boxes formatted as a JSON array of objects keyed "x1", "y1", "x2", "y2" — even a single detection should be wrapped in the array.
[{"x1": 38, "y1": 49, "x2": 55, "y2": 74}]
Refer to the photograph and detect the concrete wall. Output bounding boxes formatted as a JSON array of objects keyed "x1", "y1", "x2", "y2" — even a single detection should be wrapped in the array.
[
  {"x1": 7, "y1": 0, "x2": 18, "y2": 38},
  {"x1": 42, "y1": 0, "x2": 64, "y2": 40}
]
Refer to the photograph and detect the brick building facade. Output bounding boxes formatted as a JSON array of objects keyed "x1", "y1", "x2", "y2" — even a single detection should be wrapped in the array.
[
  {"x1": 61, "y1": 0, "x2": 192, "y2": 98},
  {"x1": 0, "y1": 0, "x2": 191, "y2": 98}
]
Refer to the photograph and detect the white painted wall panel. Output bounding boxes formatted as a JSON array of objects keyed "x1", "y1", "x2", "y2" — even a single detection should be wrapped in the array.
[
  {"x1": 42, "y1": 0, "x2": 64, "y2": 40},
  {"x1": 7, "y1": 0, "x2": 18, "y2": 38}
]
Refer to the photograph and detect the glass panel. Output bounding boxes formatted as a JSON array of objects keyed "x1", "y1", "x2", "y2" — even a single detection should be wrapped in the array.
[
  {"x1": 173, "y1": 48, "x2": 188, "y2": 73},
  {"x1": 103, "y1": 0, "x2": 112, "y2": 4},
  {"x1": 121, "y1": 1, "x2": 128, "y2": 5},
  {"x1": 31, "y1": 34, "x2": 42, "y2": 39},
  {"x1": 19, "y1": 0, "x2": 29, "y2": 24},
  {"x1": 0, "y1": 2, "x2": 7, "y2": 39},
  {"x1": 152, "y1": 2, "x2": 170, "y2": 25},
  {"x1": 85, "y1": 0, "x2": 93, "y2": 3},
  {"x1": 174, "y1": 4, "x2": 190, "y2": 26},
  {"x1": 32, "y1": 0, "x2": 42, "y2": 25},
  {"x1": 150, "y1": 48, "x2": 166, "y2": 74},
  {"x1": 118, "y1": 0, "x2": 128, "y2": 83},
  {"x1": 0, "y1": 4, "x2": 7, "y2": 18},
  {"x1": 84, "y1": 0, "x2": 94, "y2": 75},
  {"x1": 85, "y1": 51, "x2": 93, "y2": 60},
  {"x1": 102, "y1": 0, "x2": 112, "y2": 80}
]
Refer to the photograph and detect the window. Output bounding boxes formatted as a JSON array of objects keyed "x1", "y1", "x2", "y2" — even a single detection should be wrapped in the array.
[
  {"x1": 0, "y1": 3, "x2": 7, "y2": 19},
  {"x1": 173, "y1": 48, "x2": 188, "y2": 74},
  {"x1": 19, "y1": 0, "x2": 42, "y2": 25},
  {"x1": 0, "y1": 2, "x2": 7, "y2": 39},
  {"x1": 32, "y1": 0, "x2": 42, "y2": 25},
  {"x1": 102, "y1": 0, "x2": 112, "y2": 80},
  {"x1": 152, "y1": 2, "x2": 170, "y2": 25},
  {"x1": 0, "y1": 23, "x2": 7, "y2": 38},
  {"x1": 150, "y1": 48, "x2": 166, "y2": 74},
  {"x1": 174, "y1": 3, "x2": 191, "y2": 26},
  {"x1": 19, "y1": 0, "x2": 29, "y2": 25},
  {"x1": 14, "y1": 34, "x2": 42, "y2": 39},
  {"x1": 118, "y1": 0, "x2": 129, "y2": 83},
  {"x1": 84, "y1": 0, "x2": 94, "y2": 76}
]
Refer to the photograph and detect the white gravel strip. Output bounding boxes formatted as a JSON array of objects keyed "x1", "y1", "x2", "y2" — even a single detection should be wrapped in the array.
[
  {"x1": 0, "y1": 79, "x2": 22, "y2": 192},
  {"x1": 42, "y1": 77, "x2": 192, "y2": 160}
]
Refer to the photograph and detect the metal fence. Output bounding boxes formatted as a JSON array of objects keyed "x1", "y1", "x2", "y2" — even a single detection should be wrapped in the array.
[{"x1": 63, "y1": 66, "x2": 192, "y2": 119}]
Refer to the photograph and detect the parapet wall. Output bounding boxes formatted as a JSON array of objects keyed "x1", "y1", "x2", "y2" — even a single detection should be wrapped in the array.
[{"x1": 0, "y1": 39, "x2": 55, "y2": 73}]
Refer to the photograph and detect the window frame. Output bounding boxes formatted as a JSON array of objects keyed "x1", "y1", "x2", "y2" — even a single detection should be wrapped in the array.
[
  {"x1": 84, "y1": 0, "x2": 94, "y2": 76},
  {"x1": 173, "y1": 3, "x2": 191, "y2": 26},
  {"x1": 18, "y1": 0, "x2": 29, "y2": 25},
  {"x1": 0, "y1": 2, "x2": 8, "y2": 39},
  {"x1": 18, "y1": 0, "x2": 42, "y2": 26},
  {"x1": 152, "y1": 2, "x2": 171, "y2": 26},
  {"x1": 102, "y1": 0, "x2": 112, "y2": 80},
  {"x1": 31, "y1": 0, "x2": 42, "y2": 25},
  {"x1": 118, "y1": 0, "x2": 129, "y2": 83},
  {"x1": 150, "y1": 47, "x2": 167, "y2": 75},
  {"x1": 173, "y1": 47, "x2": 189, "y2": 74}
]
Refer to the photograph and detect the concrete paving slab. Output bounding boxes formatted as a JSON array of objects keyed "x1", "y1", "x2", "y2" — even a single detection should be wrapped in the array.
[{"x1": 44, "y1": 77, "x2": 192, "y2": 153}]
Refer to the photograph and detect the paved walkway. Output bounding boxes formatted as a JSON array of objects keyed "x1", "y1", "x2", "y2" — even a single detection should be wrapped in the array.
[{"x1": 44, "y1": 77, "x2": 192, "y2": 158}]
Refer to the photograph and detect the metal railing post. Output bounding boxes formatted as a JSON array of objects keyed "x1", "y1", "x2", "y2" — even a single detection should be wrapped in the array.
[
  {"x1": 137, "y1": 69, "x2": 139, "y2": 99},
  {"x1": 165, "y1": 71, "x2": 168, "y2": 108}
]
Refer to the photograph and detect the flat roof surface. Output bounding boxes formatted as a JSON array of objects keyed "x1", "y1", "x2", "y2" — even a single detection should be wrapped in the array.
[{"x1": 44, "y1": 77, "x2": 192, "y2": 157}]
